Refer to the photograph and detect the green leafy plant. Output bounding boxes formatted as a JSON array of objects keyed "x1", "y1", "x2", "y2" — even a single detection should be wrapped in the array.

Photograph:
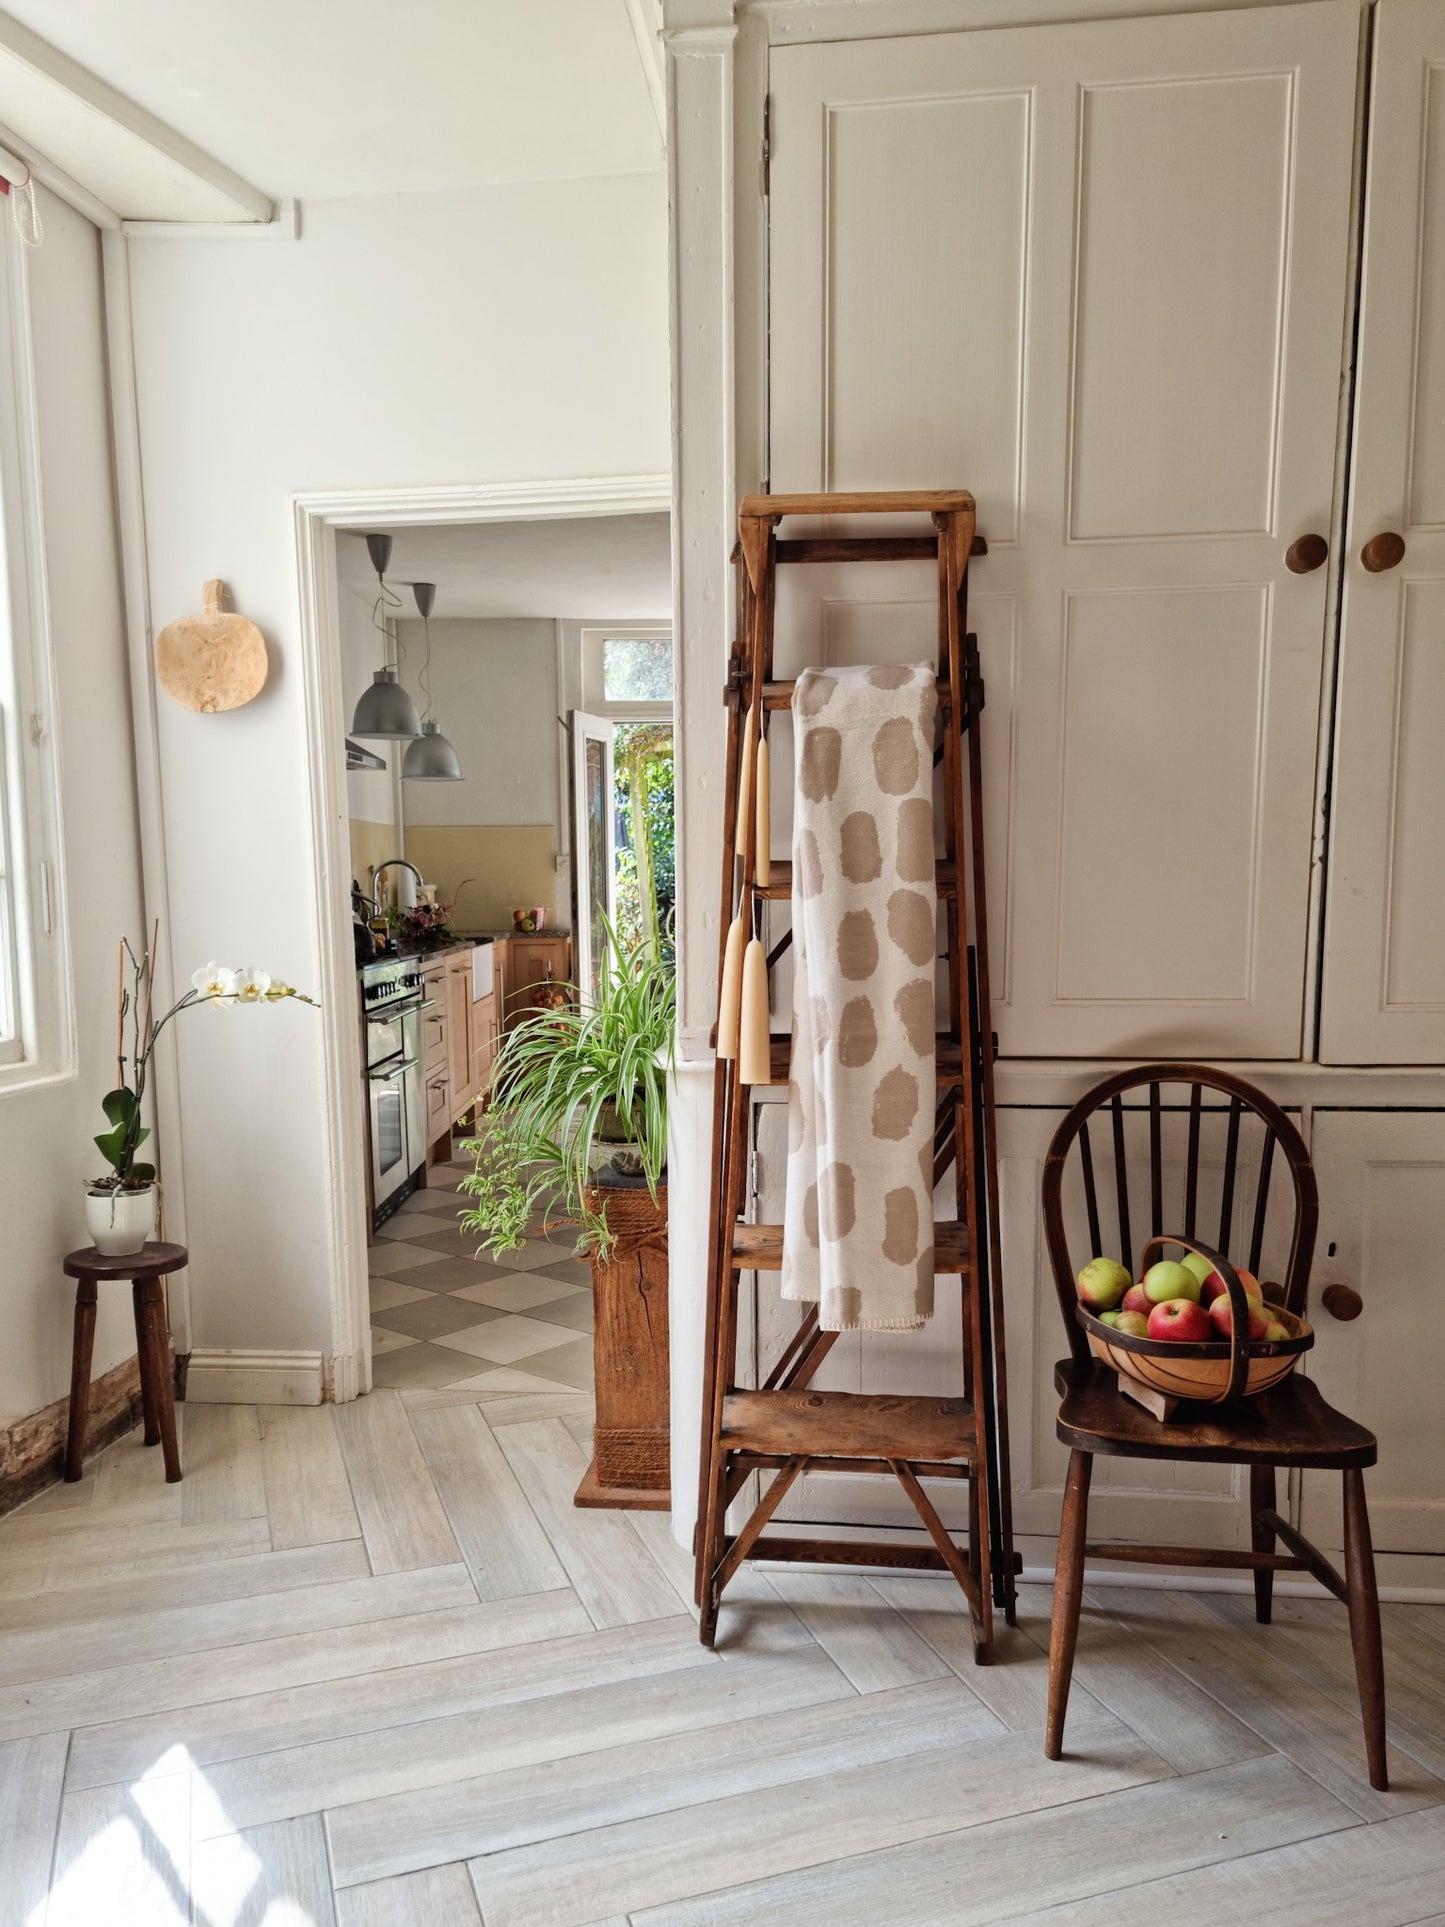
[
  {"x1": 92, "y1": 936, "x2": 316, "y2": 1193},
  {"x1": 459, "y1": 917, "x2": 675, "y2": 1258}
]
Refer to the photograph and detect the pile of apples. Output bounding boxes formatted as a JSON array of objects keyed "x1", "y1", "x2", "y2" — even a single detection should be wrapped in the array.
[{"x1": 1076, "y1": 1252, "x2": 1291, "y2": 1346}]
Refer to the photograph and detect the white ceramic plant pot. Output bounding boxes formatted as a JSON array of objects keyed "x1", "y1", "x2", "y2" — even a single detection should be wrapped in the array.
[{"x1": 84, "y1": 1184, "x2": 157, "y2": 1257}]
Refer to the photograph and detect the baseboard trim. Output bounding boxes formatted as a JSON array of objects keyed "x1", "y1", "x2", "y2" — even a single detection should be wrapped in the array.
[
  {"x1": 184, "y1": 1349, "x2": 324, "y2": 1406},
  {"x1": 0, "y1": 1354, "x2": 147, "y2": 1517}
]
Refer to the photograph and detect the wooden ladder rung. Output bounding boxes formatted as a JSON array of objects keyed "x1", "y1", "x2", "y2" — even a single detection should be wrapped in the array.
[
  {"x1": 763, "y1": 1036, "x2": 963, "y2": 1086},
  {"x1": 743, "y1": 1536, "x2": 969, "y2": 1575},
  {"x1": 733, "y1": 1220, "x2": 971, "y2": 1273},
  {"x1": 739, "y1": 488, "x2": 977, "y2": 519},
  {"x1": 721, "y1": 1389, "x2": 975, "y2": 1461},
  {"x1": 756, "y1": 678, "x2": 953, "y2": 714},
  {"x1": 757, "y1": 858, "x2": 957, "y2": 901}
]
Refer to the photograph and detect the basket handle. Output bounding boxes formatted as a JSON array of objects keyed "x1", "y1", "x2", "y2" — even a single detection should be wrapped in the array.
[{"x1": 1141, "y1": 1233, "x2": 1252, "y2": 1404}]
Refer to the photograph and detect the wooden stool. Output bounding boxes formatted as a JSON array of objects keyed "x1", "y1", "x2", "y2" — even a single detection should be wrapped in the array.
[{"x1": 62, "y1": 1241, "x2": 186, "y2": 1483}]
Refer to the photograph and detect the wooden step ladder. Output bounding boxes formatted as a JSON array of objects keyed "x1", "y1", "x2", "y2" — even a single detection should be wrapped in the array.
[{"x1": 694, "y1": 489, "x2": 1018, "y2": 1657}]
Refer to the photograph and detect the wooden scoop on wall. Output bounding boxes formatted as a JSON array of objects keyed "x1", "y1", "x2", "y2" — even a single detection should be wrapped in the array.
[{"x1": 155, "y1": 580, "x2": 268, "y2": 713}]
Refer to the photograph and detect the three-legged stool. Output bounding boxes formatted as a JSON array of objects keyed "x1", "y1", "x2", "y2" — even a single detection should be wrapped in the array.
[{"x1": 62, "y1": 1241, "x2": 186, "y2": 1483}]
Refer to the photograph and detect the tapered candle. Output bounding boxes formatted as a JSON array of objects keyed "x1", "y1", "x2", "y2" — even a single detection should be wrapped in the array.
[
  {"x1": 739, "y1": 936, "x2": 770, "y2": 1086},
  {"x1": 716, "y1": 913, "x2": 745, "y2": 1059},
  {"x1": 755, "y1": 735, "x2": 771, "y2": 887},
  {"x1": 736, "y1": 704, "x2": 756, "y2": 866}
]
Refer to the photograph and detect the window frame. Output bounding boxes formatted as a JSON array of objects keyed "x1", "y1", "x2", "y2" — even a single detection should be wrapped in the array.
[
  {"x1": 0, "y1": 211, "x2": 74, "y2": 1090},
  {"x1": 580, "y1": 622, "x2": 674, "y2": 721}
]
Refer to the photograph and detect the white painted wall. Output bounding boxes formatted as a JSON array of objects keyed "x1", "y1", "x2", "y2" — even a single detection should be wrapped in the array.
[
  {"x1": 396, "y1": 617, "x2": 560, "y2": 828},
  {"x1": 0, "y1": 188, "x2": 145, "y2": 1427},
  {"x1": 123, "y1": 173, "x2": 669, "y2": 1374}
]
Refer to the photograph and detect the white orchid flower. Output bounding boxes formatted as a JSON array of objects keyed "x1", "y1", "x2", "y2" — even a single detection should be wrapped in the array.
[
  {"x1": 234, "y1": 967, "x2": 271, "y2": 1004},
  {"x1": 191, "y1": 961, "x2": 237, "y2": 1005}
]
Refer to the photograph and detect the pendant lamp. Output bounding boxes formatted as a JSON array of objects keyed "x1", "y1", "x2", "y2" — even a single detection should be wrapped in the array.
[
  {"x1": 350, "y1": 532, "x2": 422, "y2": 739},
  {"x1": 402, "y1": 580, "x2": 463, "y2": 780}
]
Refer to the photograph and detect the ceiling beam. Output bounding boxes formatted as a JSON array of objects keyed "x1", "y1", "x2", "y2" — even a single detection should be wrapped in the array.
[{"x1": 0, "y1": 5, "x2": 272, "y2": 223}]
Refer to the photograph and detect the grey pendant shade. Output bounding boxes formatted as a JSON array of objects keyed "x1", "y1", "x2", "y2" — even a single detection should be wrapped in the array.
[
  {"x1": 403, "y1": 718, "x2": 463, "y2": 780},
  {"x1": 401, "y1": 579, "x2": 462, "y2": 780},
  {"x1": 350, "y1": 532, "x2": 423, "y2": 739},
  {"x1": 352, "y1": 665, "x2": 421, "y2": 739}
]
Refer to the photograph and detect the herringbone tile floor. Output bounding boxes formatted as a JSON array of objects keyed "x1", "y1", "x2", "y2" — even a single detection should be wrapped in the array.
[{"x1": 3, "y1": 1371, "x2": 1445, "y2": 1918}]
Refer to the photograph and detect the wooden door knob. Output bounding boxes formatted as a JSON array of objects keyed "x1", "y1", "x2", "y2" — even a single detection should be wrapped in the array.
[
  {"x1": 1360, "y1": 531, "x2": 1406, "y2": 573},
  {"x1": 1320, "y1": 1283, "x2": 1363, "y2": 1321},
  {"x1": 1285, "y1": 533, "x2": 1328, "y2": 574}
]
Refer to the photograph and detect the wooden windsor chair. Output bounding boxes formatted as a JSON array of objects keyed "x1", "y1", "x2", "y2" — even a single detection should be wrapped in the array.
[{"x1": 1040, "y1": 1064, "x2": 1387, "y2": 1790}]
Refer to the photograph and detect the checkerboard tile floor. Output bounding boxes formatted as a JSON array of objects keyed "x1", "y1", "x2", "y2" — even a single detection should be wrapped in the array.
[{"x1": 367, "y1": 1154, "x2": 594, "y2": 1393}]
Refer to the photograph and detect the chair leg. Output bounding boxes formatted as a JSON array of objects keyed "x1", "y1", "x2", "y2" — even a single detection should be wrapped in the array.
[
  {"x1": 1342, "y1": 1466, "x2": 1387, "y2": 1792},
  {"x1": 1045, "y1": 1448, "x2": 1092, "y2": 1761},
  {"x1": 64, "y1": 1280, "x2": 99, "y2": 1482},
  {"x1": 1250, "y1": 1463, "x2": 1277, "y2": 1625}
]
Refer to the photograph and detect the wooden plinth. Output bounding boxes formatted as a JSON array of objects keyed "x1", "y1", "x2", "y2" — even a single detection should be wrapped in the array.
[{"x1": 575, "y1": 1182, "x2": 670, "y2": 1511}]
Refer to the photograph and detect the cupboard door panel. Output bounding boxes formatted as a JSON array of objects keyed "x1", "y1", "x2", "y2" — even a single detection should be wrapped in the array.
[
  {"x1": 1301, "y1": 1112, "x2": 1445, "y2": 1555},
  {"x1": 1320, "y1": 1, "x2": 1445, "y2": 1063},
  {"x1": 769, "y1": 1, "x2": 1357, "y2": 1058}
]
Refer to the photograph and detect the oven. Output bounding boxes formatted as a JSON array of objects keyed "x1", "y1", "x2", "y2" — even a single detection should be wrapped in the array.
[{"x1": 361, "y1": 960, "x2": 429, "y2": 1226}]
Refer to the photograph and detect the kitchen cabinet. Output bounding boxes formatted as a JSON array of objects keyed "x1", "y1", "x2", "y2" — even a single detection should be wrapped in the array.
[
  {"x1": 445, "y1": 953, "x2": 473, "y2": 1116},
  {"x1": 765, "y1": 0, "x2": 1356, "y2": 1060},
  {"x1": 504, "y1": 936, "x2": 572, "y2": 1030},
  {"x1": 1319, "y1": 0, "x2": 1445, "y2": 1064},
  {"x1": 1301, "y1": 1111, "x2": 1445, "y2": 1558},
  {"x1": 470, "y1": 990, "x2": 498, "y2": 1099}
]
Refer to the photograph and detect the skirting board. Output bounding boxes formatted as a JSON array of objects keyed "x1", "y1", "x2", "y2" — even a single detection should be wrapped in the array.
[
  {"x1": 0, "y1": 1353, "x2": 148, "y2": 1517},
  {"x1": 184, "y1": 1349, "x2": 324, "y2": 1406}
]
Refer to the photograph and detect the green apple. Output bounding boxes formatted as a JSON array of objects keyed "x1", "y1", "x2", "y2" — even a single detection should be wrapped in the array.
[
  {"x1": 1262, "y1": 1319, "x2": 1290, "y2": 1343},
  {"x1": 1114, "y1": 1309, "x2": 1150, "y2": 1338},
  {"x1": 1180, "y1": 1251, "x2": 1214, "y2": 1290},
  {"x1": 1098, "y1": 1309, "x2": 1121, "y2": 1327},
  {"x1": 1076, "y1": 1257, "x2": 1131, "y2": 1312},
  {"x1": 1143, "y1": 1259, "x2": 1201, "y2": 1306}
]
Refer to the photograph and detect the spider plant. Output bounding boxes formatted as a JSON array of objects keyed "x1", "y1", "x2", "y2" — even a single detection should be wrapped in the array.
[{"x1": 458, "y1": 917, "x2": 675, "y2": 1258}]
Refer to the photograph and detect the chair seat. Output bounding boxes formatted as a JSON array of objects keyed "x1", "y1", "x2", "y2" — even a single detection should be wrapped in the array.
[{"x1": 1054, "y1": 1356, "x2": 1376, "y2": 1469}]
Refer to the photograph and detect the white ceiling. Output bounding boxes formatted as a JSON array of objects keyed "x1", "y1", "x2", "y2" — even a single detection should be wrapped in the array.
[
  {"x1": 336, "y1": 514, "x2": 672, "y2": 621},
  {"x1": 0, "y1": 0, "x2": 663, "y2": 219}
]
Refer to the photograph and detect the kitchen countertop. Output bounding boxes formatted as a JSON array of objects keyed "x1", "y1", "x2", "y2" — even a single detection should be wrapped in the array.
[{"x1": 356, "y1": 931, "x2": 569, "y2": 974}]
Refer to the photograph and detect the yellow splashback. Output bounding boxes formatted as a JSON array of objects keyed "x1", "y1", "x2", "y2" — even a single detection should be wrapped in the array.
[{"x1": 403, "y1": 825, "x2": 561, "y2": 931}]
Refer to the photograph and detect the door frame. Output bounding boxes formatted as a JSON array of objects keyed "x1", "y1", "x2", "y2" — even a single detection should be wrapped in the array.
[
  {"x1": 291, "y1": 474, "x2": 671, "y2": 1401},
  {"x1": 569, "y1": 709, "x2": 617, "y2": 1000}
]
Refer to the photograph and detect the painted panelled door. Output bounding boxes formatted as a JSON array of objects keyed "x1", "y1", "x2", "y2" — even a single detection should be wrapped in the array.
[
  {"x1": 768, "y1": 1, "x2": 1358, "y2": 1059},
  {"x1": 1302, "y1": 1111, "x2": 1445, "y2": 1559},
  {"x1": 1320, "y1": 0, "x2": 1445, "y2": 1064}
]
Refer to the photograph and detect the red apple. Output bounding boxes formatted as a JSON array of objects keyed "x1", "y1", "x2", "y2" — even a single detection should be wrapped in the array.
[
  {"x1": 1199, "y1": 1265, "x2": 1264, "y2": 1307},
  {"x1": 1114, "y1": 1309, "x2": 1150, "y2": 1338},
  {"x1": 1076, "y1": 1257, "x2": 1131, "y2": 1312},
  {"x1": 1147, "y1": 1297, "x2": 1213, "y2": 1343},
  {"x1": 1122, "y1": 1285, "x2": 1151, "y2": 1317},
  {"x1": 1209, "y1": 1293, "x2": 1269, "y2": 1342},
  {"x1": 1142, "y1": 1260, "x2": 1201, "y2": 1306}
]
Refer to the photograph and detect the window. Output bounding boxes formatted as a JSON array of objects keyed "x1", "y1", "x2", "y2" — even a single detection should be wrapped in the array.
[
  {"x1": 602, "y1": 635, "x2": 673, "y2": 705},
  {"x1": 0, "y1": 212, "x2": 72, "y2": 1086}
]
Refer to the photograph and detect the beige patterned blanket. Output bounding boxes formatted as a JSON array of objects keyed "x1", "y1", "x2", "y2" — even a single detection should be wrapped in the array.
[{"x1": 781, "y1": 663, "x2": 939, "y2": 1332}]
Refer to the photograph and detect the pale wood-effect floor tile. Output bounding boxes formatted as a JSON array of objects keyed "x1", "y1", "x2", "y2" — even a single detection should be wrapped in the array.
[
  {"x1": 1006, "y1": 1799, "x2": 1445, "y2": 1926},
  {"x1": 332, "y1": 1389, "x2": 463, "y2": 1574},
  {"x1": 334, "y1": 1862, "x2": 483, "y2": 1927},
  {"x1": 631, "y1": 1753, "x2": 1357, "y2": 1927},
  {"x1": 494, "y1": 1419, "x2": 682, "y2": 1628},
  {"x1": 48, "y1": 1770, "x2": 193, "y2": 1927},
  {"x1": 259, "y1": 1404, "x2": 364, "y2": 1550},
  {"x1": 767, "y1": 1571, "x2": 954, "y2": 1692},
  {"x1": 409, "y1": 1401, "x2": 569, "y2": 1601},
  {"x1": 0, "y1": 1729, "x2": 68, "y2": 1924},
  {"x1": 180, "y1": 1403, "x2": 267, "y2": 1525},
  {"x1": 65, "y1": 1601, "x2": 654, "y2": 1791},
  {"x1": 327, "y1": 1641, "x2": 859, "y2": 1880},
  {"x1": 190, "y1": 1812, "x2": 338, "y2": 1926},
  {"x1": 470, "y1": 1710, "x2": 1168, "y2": 1927}
]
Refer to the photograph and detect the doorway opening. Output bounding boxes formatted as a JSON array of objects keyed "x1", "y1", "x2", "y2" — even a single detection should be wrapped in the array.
[{"x1": 291, "y1": 476, "x2": 672, "y2": 1402}]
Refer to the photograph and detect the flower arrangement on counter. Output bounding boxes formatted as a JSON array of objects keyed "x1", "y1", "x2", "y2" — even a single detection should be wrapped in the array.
[{"x1": 388, "y1": 899, "x2": 457, "y2": 951}]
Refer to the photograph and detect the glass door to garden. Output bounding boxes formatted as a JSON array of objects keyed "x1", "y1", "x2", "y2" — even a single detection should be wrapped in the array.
[{"x1": 571, "y1": 711, "x2": 615, "y2": 1001}]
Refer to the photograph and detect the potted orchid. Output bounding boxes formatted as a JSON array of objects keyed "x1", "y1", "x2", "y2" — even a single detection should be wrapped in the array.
[{"x1": 87, "y1": 934, "x2": 316, "y2": 1256}]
